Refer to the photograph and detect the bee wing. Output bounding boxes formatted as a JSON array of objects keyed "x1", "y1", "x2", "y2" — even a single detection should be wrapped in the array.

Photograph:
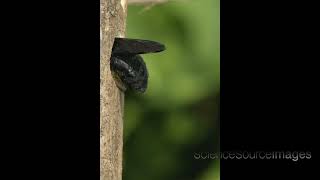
[{"x1": 112, "y1": 38, "x2": 165, "y2": 55}]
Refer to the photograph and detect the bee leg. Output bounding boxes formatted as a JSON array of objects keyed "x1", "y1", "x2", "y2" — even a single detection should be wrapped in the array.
[{"x1": 110, "y1": 56, "x2": 136, "y2": 92}]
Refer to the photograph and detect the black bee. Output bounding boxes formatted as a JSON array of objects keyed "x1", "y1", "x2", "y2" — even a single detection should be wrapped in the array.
[{"x1": 110, "y1": 38, "x2": 165, "y2": 93}]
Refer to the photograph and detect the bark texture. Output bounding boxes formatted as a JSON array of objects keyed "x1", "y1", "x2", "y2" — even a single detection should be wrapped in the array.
[{"x1": 100, "y1": 0, "x2": 127, "y2": 180}]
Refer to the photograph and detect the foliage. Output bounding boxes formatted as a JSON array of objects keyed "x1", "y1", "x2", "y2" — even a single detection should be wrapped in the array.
[{"x1": 124, "y1": 0, "x2": 220, "y2": 179}]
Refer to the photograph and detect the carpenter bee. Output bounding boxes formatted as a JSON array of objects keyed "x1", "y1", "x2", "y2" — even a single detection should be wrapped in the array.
[{"x1": 110, "y1": 38, "x2": 165, "y2": 93}]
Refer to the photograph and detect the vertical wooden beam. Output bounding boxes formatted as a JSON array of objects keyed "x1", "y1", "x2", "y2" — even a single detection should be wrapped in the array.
[{"x1": 100, "y1": 0, "x2": 127, "y2": 179}]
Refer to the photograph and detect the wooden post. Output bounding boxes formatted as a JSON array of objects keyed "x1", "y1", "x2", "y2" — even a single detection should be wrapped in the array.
[{"x1": 100, "y1": 0, "x2": 127, "y2": 179}]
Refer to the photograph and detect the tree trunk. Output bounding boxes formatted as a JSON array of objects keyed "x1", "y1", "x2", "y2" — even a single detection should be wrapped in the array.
[{"x1": 100, "y1": 0, "x2": 127, "y2": 180}]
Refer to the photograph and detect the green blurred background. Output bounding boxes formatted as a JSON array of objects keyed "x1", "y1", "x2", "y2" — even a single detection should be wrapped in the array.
[{"x1": 123, "y1": 0, "x2": 219, "y2": 179}]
